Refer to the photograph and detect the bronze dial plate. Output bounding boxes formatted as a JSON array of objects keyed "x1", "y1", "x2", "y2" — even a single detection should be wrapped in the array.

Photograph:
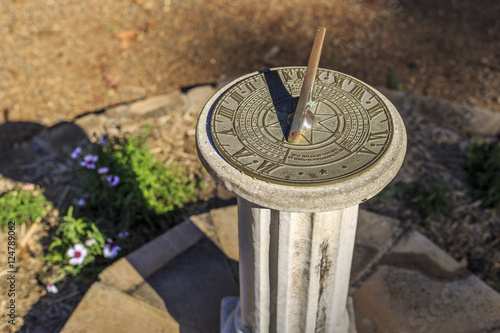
[{"x1": 209, "y1": 67, "x2": 393, "y2": 186}]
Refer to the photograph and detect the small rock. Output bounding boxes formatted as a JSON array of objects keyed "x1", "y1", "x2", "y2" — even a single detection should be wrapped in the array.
[
  {"x1": 74, "y1": 114, "x2": 105, "y2": 138},
  {"x1": 129, "y1": 91, "x2": 186, "y2": 118},
  {"x1": 186, "y1": 85, "x2": 216, "y2": 116}
]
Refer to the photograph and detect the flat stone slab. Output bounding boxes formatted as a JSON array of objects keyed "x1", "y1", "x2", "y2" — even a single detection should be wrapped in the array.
[
  {"x1": 353, "y1": 230, "x2": 500, "y2": 333},
  {"x1": 98, "y1": 219, "x2": 206, "y2": 311},
  {"x1": 190, "y1": 205, "x2": 239, "y2": 261},
  {"x1": 350, "y1": 209, "x2": 400, "y2": 285},
  {"x1": 67, "y1": 207, "x2": 500, "y2": 333},
  {"x1": 61, "y1": 282, "x2": 179, "y2": 333},
  {"x1": 145, "y1": 238, "x2": 239, "y2": 333}
]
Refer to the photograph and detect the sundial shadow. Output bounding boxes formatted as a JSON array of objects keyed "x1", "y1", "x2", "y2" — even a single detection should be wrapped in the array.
[{"x1": 262, "y1": 69, "x2": 298, "y2": 138}]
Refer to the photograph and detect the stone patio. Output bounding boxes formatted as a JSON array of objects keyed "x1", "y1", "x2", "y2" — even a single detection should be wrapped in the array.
[{"x1": 61, "y1": 205, "x2": 500, "y2": 333}]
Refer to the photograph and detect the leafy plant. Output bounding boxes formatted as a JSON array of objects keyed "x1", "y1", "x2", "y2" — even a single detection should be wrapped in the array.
[
  {"x1": 0, "y1": 187, "x2": 51, "y2": 230},
  {"x1": 409, "y1": 181, "x2": 450, "y2": 217},
  {"x1": 44, "y1": 206, "x2": 107, "y2": 277},
  {"x1": 76, "y1": 130, "x2": 202, "y2": 232},
  {"x1": 387, "y1": 67, "x2": 404, "y2": 91},
  {"x1": 464, "y1": 139, "x2": 500, "y2": 208},
  {"x1": 368, "y1": 180, "x2": 450, "y2": 217}
]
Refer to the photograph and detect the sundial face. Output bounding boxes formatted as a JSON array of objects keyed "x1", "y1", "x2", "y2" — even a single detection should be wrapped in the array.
[{"x1": 209, "y1": 67, "x2": 393, "y2": 186}]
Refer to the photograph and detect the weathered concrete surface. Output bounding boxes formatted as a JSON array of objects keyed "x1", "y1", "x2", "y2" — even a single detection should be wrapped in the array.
[
  {"x1": 353, "y1": 230, "x2": 500, "y2": 333},
  {"x1": 99, "y1": 219, "x2": 206, "y2": 311},
  {"x1": 146, "y1": 238, "x2": 239, "y2": 333},
  {"x1": 190, "y1": 205, "x2": 239, "y2": 261},
  {"x1": 350, "y1": 209, "x2": 401, "y2": 285},
  {"x1": 61, "y1": 282, "x2": 180, "y2": 333}
]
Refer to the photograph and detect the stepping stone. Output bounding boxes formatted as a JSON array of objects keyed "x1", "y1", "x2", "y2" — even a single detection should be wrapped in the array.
[
  {"x1": 350, "y1": 209, "x2": 401, "y2": 285},
  {"x1": 128, "y1": 91, "x2": 187, "y2": 118},
  {"x1": 61, "y1": 282, "x2": 179, "y2": 333},
  {"x1": 99, "y1": 220, "x2": 206, "y2": 310},
  {"x1": 353, "y1": 230, "x2": 500, "y2": 333},
  {"x1": 190, "y1": 205, "x2": 239, "y2": 261},
  {"x1": 146, "y1": 238, "x2": 239, "y2": 333}
]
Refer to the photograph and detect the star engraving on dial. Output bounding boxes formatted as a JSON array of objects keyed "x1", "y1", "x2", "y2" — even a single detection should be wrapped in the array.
[{"x1": 263, "y1": 100, "x2": 339, "y2": 145}]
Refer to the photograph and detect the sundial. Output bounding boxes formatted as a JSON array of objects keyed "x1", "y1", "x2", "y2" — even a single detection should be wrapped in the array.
[
  {"x1": 209, "y1": 66, "x2": 394, "y2": 185},
  {"x1": 197, "y1": 26, "x2": 406, "y2": 212},
  {"x1": 207, "y1": 27, "x2": 393, "y2": 186}
]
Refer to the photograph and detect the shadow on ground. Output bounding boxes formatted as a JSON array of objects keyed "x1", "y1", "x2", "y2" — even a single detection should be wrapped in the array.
[
  {"x1": 145, "y1": 238, "x2": 240, "y2": 333},
  {"x1": 0, "y1": 121, "x2": 89, "y2": 212}
]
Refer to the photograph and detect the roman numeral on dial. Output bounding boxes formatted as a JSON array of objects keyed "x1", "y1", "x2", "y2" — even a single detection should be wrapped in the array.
[
  {"x1": 233, "y1": 147, "x2": 253, "y2": 158},
  {"x1": 256, "y1": 160, "x2": 281, "y2": 174},
  {"x1": 368, "y1": 130, "x2": 389, "y2": 141}
]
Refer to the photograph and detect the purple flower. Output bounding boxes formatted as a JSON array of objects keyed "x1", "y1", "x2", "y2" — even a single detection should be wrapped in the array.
[
  {"x1": 103, "y1": 239, "x2": 121, "y2": 259},
  {"x1": 66, "y1": 244, "x2": 88, "y2": 265},
  {"x1": 495, "y1": 134, "x2": 499, "y2": 142},
  {"x1": 80, "y1": 155, "x2": 98, "y2": 169},
  {"x1": 106, "y1": 175, "x2": 120, "y2": 186},
  {"x1": 76, "y1": 198, "x2": 86, "y2": 206},
  {"x1": 98, "y1": 134, "x2": 108, "y2": 146},
  {"x1": 46, "y1": 283, "x2": 58, "y2": 294},
  {"x1": 71, "y1": 147, "x2": 82, "y2": 159},
  {"x1": 98, "y1": 167, "x2": 109, "y2": 175},
  {"x1": 118, "y1": 231, "x2": 130, "y2": 238}
]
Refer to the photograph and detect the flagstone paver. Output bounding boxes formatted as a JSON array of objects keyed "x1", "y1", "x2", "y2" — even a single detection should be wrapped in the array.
[
  {"x1": 378, "y1": 87, "x2": 500, "y2": 136},
  {"x1": 209, "y1": 206, "x2": 239, "y2": 261},
  {"x1": 145, "y1": 238, "x2": 239, "y2": 333},
  {"x1": 353, "y1": 230, "x2": 500, "y2": 333},
  {"x1": 350, "y1": 209, "x2": 401, "y2": 286},
  {"x1": 61, "y1": 282, "x2": 179, "y2": 333},
  {"x1": 99, "y1": 219, "x2": 205, "y2": 291}
]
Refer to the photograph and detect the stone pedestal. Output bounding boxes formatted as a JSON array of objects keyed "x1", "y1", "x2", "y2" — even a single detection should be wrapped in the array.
[
  {"x1": 228, "y1": 198, "x2": 358, "y2": 333},
  {"x1": 196, "y1": 68, "x2": 407, "y2": 333}
]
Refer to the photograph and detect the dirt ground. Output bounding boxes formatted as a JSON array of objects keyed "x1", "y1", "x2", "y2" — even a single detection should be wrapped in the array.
[{"x1": 0, "y1": 0, "x2": 499, "y2": 127}]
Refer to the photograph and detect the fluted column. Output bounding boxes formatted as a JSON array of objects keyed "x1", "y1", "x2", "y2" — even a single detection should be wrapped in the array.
[{"x1": 235, "y1": 197, "x2": 357, "y2": 332}]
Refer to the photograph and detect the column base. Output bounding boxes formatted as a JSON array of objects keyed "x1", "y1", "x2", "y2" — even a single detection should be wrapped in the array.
[{"x1": 221, "y1": 297, "x2": 357, "y2": 333}]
